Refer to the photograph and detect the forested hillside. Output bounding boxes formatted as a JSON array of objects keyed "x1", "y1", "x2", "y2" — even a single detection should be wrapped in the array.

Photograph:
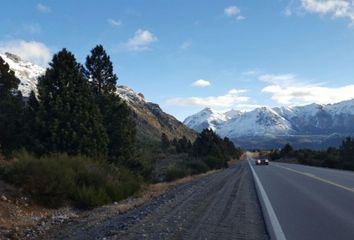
[{"x1": 0, "y1": 46, "x2": 242, "y2": 209}]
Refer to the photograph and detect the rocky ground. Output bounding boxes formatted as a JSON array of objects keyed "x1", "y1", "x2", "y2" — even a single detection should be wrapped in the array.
[
  {"x1": 0, "y1": 180, "x2": 79, "y2": 240},
  {"x1": 48, "y1": 161, "x2": 269, "y2": 240},
  {"x1": 0, "y1": 168, "x2": 218, "y2": 239}
]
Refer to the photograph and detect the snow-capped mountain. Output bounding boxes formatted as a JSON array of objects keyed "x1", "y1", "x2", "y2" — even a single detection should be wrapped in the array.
[
  {"x1": 0, "y1": 52, "x2": 45, "y2": 96},
  {"x1": 0, "y1": 52, "x2": 196, "y2": 142},
  {"x1": 224, "y1": 109, "x2": 242, "y2": 119},
  {"x1": 217, "y1": 107, "x2": 294, "y2": 138},
  {"x1": 184, "y1": 101, "x2": 354, "y2": 149},
  {"x1": 183, "y1": 107, "x2": 229, "y2": 132}
]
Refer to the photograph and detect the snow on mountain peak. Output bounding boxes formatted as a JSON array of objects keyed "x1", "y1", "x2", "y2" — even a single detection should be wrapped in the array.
[
  {"x1": 224, "y1": 109, "x2": 242, "y2": 119},
  {"x1": 183, "y1": 107, "x2": 228, "y2": 132},
  {"x1": 184, "y1": 98, "x2": 354, "y2": 141},
  {"x1": 0, "y1": 52, "x2": 45, "y2": 97},
  {"x1": 116, "y1": 85, "x2": 146, "y2": 104},
  {"x1": 326, "y1": 99, "x2": 354, "y2": 115}
]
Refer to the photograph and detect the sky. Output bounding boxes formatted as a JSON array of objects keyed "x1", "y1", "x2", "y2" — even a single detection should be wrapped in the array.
[{"x1": 2, "y1": 0, "x2": 354, "y2": 120}]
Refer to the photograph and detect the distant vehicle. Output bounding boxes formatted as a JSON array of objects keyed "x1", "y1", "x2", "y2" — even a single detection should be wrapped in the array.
[{"x1": 256, "y1": 158, "x2": 269, "y2": 165}]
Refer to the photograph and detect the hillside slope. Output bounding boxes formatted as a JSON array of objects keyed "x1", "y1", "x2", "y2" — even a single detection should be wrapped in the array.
[
  {"x1": 117, "y1": 86, "x2": 196, "y2": 142},
  {"x1": 0, "y1": 52, "x2": 196, "y2": 143}
]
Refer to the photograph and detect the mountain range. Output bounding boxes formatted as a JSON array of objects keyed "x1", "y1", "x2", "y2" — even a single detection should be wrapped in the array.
[
  {"x1": 184, "y1": 101, "x2": 354, "y2": 149},
  {"x1": 3, "y1": 51, "x2": 353, "y2": 149},
  {"x1": 0, "y1": 52, "x2": 196, "y2": 143}
]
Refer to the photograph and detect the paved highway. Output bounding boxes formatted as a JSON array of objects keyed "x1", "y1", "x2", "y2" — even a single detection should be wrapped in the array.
[{"x1": 250, "y1": 160, "x2": 354, "y2": 240}]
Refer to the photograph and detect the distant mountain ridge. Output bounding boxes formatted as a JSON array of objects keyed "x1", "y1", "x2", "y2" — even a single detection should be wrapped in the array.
[
  {"x1": 0, "y1": 52, "x2": 196, "y2": 143},
  {"x1": 0, "y1": 52, "x2": 45, "y2": 96},
  {"x1": 184, "y1": 100, "x2": 354, "y2": 149},
  {"x1": 117, "y1": 85, "x2": 196, "y2": 141}
]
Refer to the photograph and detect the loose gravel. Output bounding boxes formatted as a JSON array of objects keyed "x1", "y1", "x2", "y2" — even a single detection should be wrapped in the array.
[{"x1": 51, "y1": 161, "x2": 269, "y2": 240}]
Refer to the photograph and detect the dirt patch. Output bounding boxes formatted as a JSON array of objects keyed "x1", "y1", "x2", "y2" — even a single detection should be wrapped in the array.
[{"x1": 0, "y1": 180, "x2": 79, "y2": 240}]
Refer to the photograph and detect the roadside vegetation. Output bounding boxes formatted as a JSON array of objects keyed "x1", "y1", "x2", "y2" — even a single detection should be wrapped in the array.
[
  {"x1": 0, "y1": 46, "x2": 147, "y2": 208},
  {"x1": 161, "y1": 129, "x2": 243, "y2": 181},
  {"x1": 0, "y1": 45, "x2": 243, "y2": 209},
  {"x1": 269, "y1": 138, "x2": 354, "y2": 171}
]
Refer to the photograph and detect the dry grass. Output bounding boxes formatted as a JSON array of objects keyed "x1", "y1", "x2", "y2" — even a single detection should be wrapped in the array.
[
  {"x1": 106, "y1": 169, "x2": 220, "y2": 215},
  {"x1": 47, "y1": 168, "x2": 222, "y2": 235},
  {"x1": 228, "y1": 153, "x2": 249, "y2": 166},
  {"x1": 0, "y1": 166, "x2": 224, "y2": 238}
]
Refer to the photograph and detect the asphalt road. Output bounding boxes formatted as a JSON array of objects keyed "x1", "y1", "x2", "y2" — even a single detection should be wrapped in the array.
[{"x1": 251, "y1": 160, "x2": 354, "y2": 240}]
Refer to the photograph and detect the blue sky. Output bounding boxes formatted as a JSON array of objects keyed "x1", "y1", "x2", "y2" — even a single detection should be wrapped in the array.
[{"x1": 2, "y1": 0, "x2": 354, "y2": 120}]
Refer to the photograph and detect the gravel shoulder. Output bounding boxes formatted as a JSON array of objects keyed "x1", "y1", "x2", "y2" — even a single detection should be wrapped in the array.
[{"x1": 50, "y1": 161, "x2": 269, "y2": 240}]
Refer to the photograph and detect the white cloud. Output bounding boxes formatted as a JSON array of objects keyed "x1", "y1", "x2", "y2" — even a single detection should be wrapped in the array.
[
  {"x1": 242, "y1": 70, "x2": 260, "y2": 76},
  {"x1": 224, "y1": 6, "x2": 240, "y2": 16},
  {"x1": 36, "y1": 3, "x2": 51, "y2": 13},
  {"x1": 24, "y1": 23, "x2": 41, "y2": 34},
  {"x1": 224, "y1": 6, "x2": 245, "y2": 21},
  {"x1": 257, "y1": 72, "x2": 354, "y2": 105},
  {"x1": 166, "y1": 89, "x2": 249, "y2": 108},
  {"x1": 107, "y1": 19, "x2": 122, "y2": 27},
  {"x1": 124, "y1": 29, "x2": 158, "y2": 51},
  {"x1": 0, "y1": 40, "x2": 51, "y2": 66},
  {"x1": 180, "y1": 41, "x2": 192, "y2": 50},
  {"x1": 191, "y1": 79, "x2": 211, "y2": 88},
  {"x1": 259, "y1": 73, "x2": 298, "y2": 86},
  {"x1": 284, "y1": 7, "x2": 293, "y2": 16},
  {"x1": 301, "y1": 0, "x2": 354, "y2": 23},
  {"x1": 262, "y1": 82, "x2": 354, "y2": 105}
]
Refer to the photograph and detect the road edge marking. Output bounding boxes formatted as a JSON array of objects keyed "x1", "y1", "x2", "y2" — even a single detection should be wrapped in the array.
[
  {"x1": 274, "y1": 164, "x2": 354, "y2": 194},
  {"x1": 248, "y1": 160, "x2": 286, "y2": 240}
]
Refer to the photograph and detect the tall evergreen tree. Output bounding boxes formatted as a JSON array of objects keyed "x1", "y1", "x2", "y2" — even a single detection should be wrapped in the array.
[
  {"x1": 85, "y1": 45, "x2": 136, "y2": 167},
  {"x1": 281, "y1": 143, "x2": 293, "y2": 156},
  {"x1": 161, "y1": 133, "x2": 170, "y2": 151},
  {"x1": 192, "y1": 128, "x2": 228, "y2": 169},
  {"x1": 37, "y1": 49, "x2": 108, "y2": 157},
  {"x1": 0, "y1": 56, "x2": 25, "y2": 156},
  {"x1": 340, "y1": 137, "x2": 354, "y2": 169},
  {"x1": 23, "y1": 90, "x2": 43, "y2": 154},
  {"x1": 85, "y1": 45, "x2": 117, "y2": 96},
  {"x1": 0, "y1": 57, "x2": 20, "y2": 97}
]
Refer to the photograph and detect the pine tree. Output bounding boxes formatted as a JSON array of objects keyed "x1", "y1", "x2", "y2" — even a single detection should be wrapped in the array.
[
  {"x1": 161, "y1": 133, "x2": 170, "y2": 151},
  {"x1": 281, "y1": 143, "x2": 293, "y2": 156},
  {"x1": 23, "y1": 90, "x2": 43, "y2": 154},
  {"x1": 85, "y1": 45, "x2": 117, "y2": 96},
  {"x1": 176, "y1": 136, "x2": 192, "y2": 153},
  {"x1": 37, "y1": 49, "x2": 108, "y2": 157},
  {"x1": 85, "y1": 45, "x2": 136, "y2": 167},
  {"x1": 340, "y1": 137, "x2": 354, "y2": 169},
  {"x1": 192, "y1": 128, "x2": 228, "y2": 169},
  {"x1": 0, "y1": 56, "x2": 25, "y2": 156}
]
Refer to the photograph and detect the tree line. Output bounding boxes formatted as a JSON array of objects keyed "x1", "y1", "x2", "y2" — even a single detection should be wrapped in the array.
[
  {"x1": 0, "y1": 44, "x2": 244, "y2": 207},
  {"x1": 0, "y1": 46, "x2": 136, "y2": 168},
  {"x1": 269, "y1": 138, "x2": 354, "y2": 171},
  {"x1": 0, "y1": 45, "x2": 140, "y2": 208},
  {"x1": 161, "y1": 128, "x2": 243, "y2": 181}
]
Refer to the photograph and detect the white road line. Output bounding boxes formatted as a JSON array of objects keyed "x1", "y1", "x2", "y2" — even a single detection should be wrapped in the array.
[
  {"x1": 248, "y1": 160, "x2": 286, "y2": 240},
  {"x1": 274, "y1": 164, "x2": 354, "y2": 194}
]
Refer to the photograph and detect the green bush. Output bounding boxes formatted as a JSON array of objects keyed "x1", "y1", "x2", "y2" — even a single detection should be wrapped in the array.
[
  {"x1": 165, "y1": 165, "x2": 190, "y2": 182},
  {"x1": 75, "y1": 186, "x2": 110, "y2": 209},
  {"x1": 203, "y1": 155, "x2": 228, "y2": 170},
  {"x1": 184, "y1": 159, "x2": 209, "y2": 174},
  {"x1": 3, "y1": 151, "x2": 141, "y2": 209}
]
